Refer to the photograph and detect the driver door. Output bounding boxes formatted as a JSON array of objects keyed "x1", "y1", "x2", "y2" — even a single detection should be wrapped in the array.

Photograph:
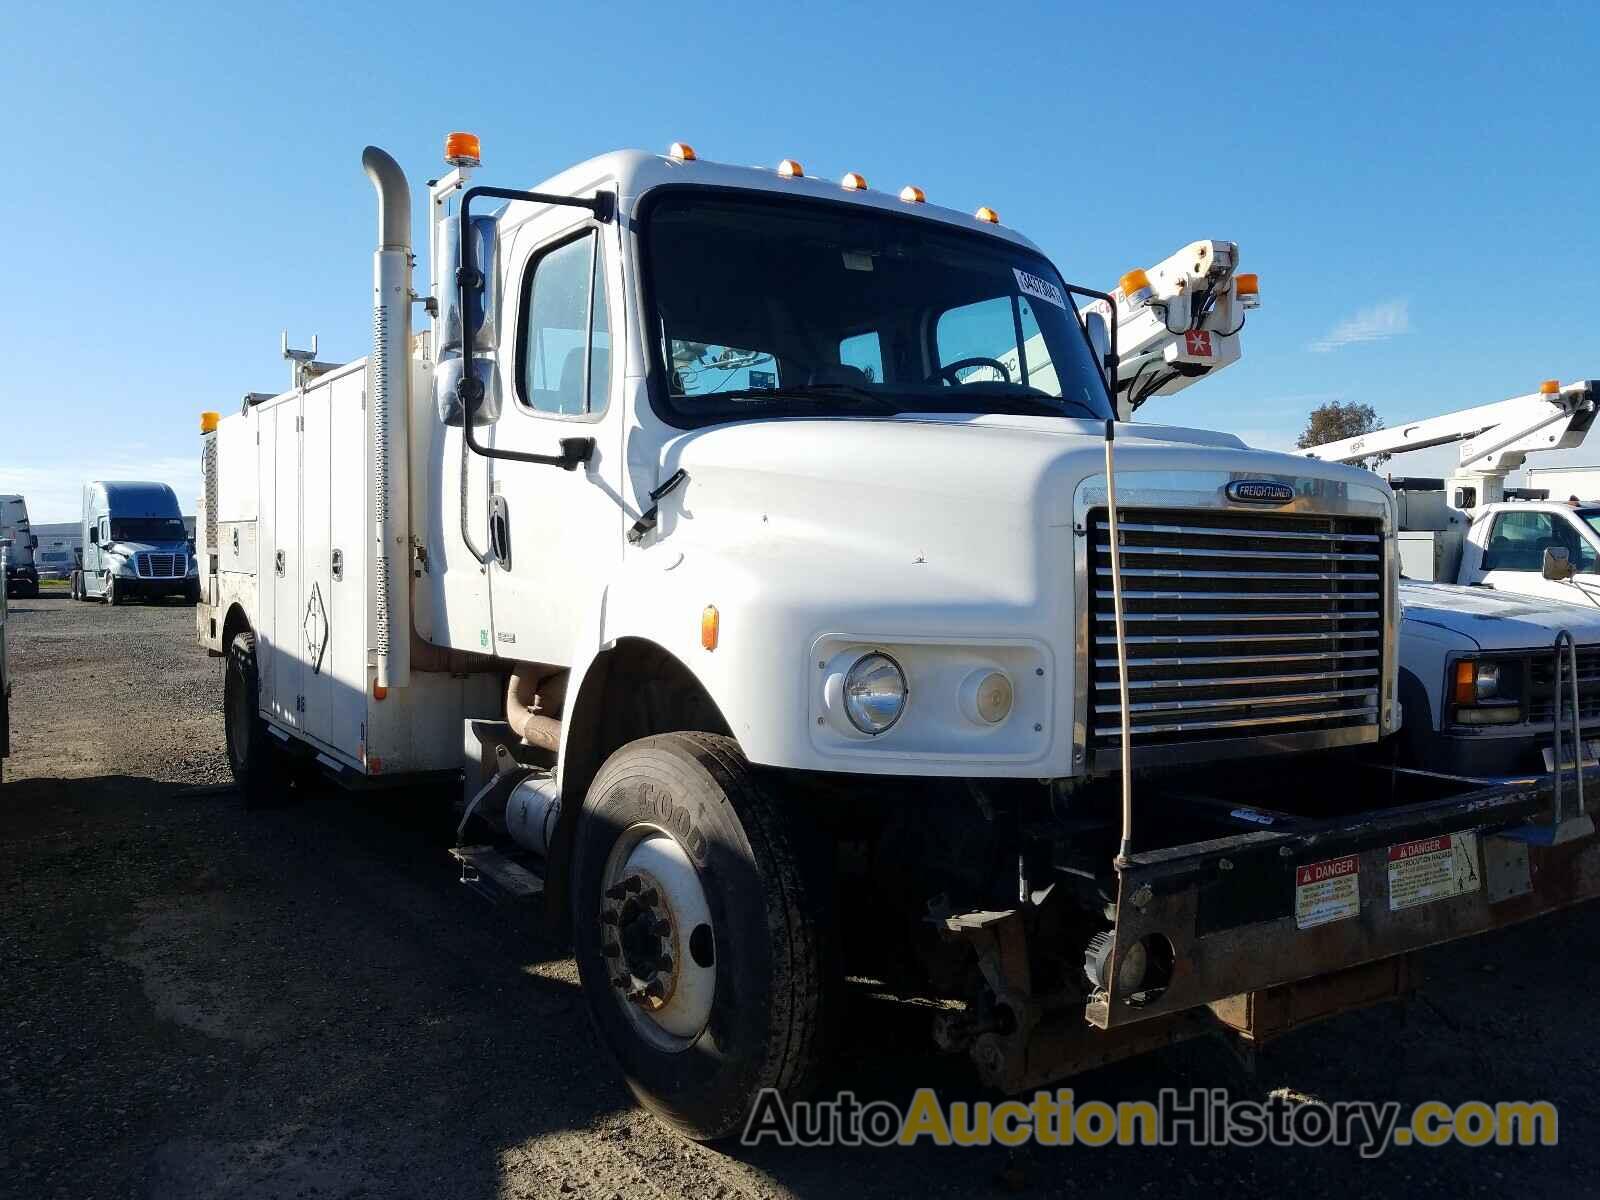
[{"x1": 482, "y1": 213, "x2": 625, "y2": 667}]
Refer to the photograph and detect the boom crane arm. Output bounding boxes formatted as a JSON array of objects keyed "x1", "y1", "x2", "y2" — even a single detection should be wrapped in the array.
[{"x1": 1299, "y1": 380, "x2": 1599, "y2": 476}]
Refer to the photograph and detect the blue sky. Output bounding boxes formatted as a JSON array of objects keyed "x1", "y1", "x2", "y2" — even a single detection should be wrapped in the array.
[{"x1": 3, "y1": 0, "x2": 1598, "y2": 521}]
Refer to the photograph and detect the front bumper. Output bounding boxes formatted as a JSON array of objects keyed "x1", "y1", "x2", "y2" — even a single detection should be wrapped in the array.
[
  {"x1": 116, "y1": 576, "x2": 198, "y2": 599},
  {"x1": 1087, "y1": 773, "x2": 1599, "y2": 1031},
  {"x1": 1413, "y1": 720, "x2": 1600, "y2": 779}
]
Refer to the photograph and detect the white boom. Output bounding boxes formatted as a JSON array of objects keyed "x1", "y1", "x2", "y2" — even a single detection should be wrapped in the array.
[
  {"x1": 1082, "y1": 239, "x2": 1259, "y2": 421},
  {"x1": 1300, "y1": 379, "x2": 1599, "y2": 507}
]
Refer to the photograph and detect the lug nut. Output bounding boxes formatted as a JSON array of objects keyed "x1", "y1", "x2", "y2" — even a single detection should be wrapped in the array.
[
  {"x1": 605, "y1": 883, "x2": 627, "y2": 900},
  {"x1": 652, "y1": 919, "x2": 672, "y2": 937},
  {"x1": 658, "y1": 955, "x2": 673, "y2": 972},
  {"x1": 639, "y1": 888, "x2": 659, "y2": 907},
  {"x1": 624, "y1": 876, "x2": 643, "y2": 894},
  {"x1": 645, "y1": 979, "x2": 666, "y2": 999}
]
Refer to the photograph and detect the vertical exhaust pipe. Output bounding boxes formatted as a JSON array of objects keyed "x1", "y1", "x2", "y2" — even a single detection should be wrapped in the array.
[{"x1": 363, "y1": 146, "x2": 412, "y2": 690}]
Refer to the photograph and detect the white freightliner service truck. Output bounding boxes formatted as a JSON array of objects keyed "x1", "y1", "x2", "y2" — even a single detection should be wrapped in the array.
[{"x1": 198, "y1": 137, "x2": 1598, "y2": 1139}]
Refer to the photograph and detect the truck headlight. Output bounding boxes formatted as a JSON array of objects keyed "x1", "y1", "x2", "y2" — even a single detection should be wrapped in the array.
[
  {"x1": 843, "y1": 653, "x2": 907, "y2": 735},
  {"x1": 1451, "y1": 657, "x2": 1521, "y2": 725}
]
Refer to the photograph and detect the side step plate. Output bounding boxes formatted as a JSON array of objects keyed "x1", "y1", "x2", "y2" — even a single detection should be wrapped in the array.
[{"x1": 450, "y1": 845, "x2": 545, "y2": 904}]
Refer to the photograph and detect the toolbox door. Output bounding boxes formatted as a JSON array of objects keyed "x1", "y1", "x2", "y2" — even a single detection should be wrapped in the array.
[
  {"x1": 301, "y1": 388, "x2": 334, "y2": 747},
  {"x1": 267, "y1": 398, "x2": 303, "y2": 731}
]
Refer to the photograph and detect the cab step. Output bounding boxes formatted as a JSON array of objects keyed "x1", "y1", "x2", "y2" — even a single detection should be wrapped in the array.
[{"x1": 449, "y1": 844, "x2": 545, "y2": 904}]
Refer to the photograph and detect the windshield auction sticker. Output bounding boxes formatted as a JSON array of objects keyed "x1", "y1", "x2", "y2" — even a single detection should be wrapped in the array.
[
  {"x1": 1013, "y1": 268, "x2": 1067, "y2": 310},
  {"x1": 1388, "y1": 833, "x2": 1481, "y2": 911},
  {"x1": 1295, "y1": 855, "x2": 1360, "y2": 929}
]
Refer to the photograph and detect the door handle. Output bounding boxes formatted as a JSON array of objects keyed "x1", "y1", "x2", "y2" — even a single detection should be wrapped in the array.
[
  {"x1": 331, "y1": 548, "x2": 344, "y2": 581},
  {"x1": 275, "y1": 549, "x2": 286, "y2": 577},
  {"x1": 488, "y1": 495, "x2": 511, "y2": 569}
]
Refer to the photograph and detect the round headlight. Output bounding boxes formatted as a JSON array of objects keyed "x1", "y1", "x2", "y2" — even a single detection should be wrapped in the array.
[
  {"x1": 1475, "y1": 662, "x2": 1501, "y2": 701},
  {"x1": 959, "y1": 669, "x2": 1014, "y2": 725},
  {"x1": 843, "y1": 653, "x2": 907, "y2": 735}
]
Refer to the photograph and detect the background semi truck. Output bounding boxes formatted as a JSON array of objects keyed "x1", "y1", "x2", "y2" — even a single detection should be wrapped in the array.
[
  {"x1": 73, "y1": 481, "x2": 198, "y2": 605},
  {"x1": 194, "y1": 134, "x2": 1600, "y2": 1139},
  {"x1": 1, "y1": 495, "x2": 39, "y2": 598}
]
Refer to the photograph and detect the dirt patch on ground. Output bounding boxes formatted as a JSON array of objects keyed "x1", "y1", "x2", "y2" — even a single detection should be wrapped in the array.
[{"x1": 2, "y1": 597, "x2": 1597, "y2": 1198}]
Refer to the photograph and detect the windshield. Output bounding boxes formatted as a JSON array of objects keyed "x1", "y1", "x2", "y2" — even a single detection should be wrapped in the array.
[
  {"x1": 111, "y1": 517, "x2": 186, "y2": 542},
  {"x1": 646, "y1": 191, "x2": 1113, "y2": 424}
]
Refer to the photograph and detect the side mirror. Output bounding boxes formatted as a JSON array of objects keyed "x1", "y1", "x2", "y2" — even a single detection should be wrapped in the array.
[
  {"x1": 435, "y1": 212, "x2": 500, "y2": 427},
  {"x1": 1543, "y1": 546, "x2": 1575, "y2": 581},
  {"x1": 29, "y1": 534, "x2": 39, "y2": 550}
]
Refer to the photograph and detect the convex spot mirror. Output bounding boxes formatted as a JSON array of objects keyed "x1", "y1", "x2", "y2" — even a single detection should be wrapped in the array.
[
  {"x1": 1543, "y1": 546, "x2": 1575, "y2": 581},
  {"x1": 435, "y1": 212, "x2": 501, "y2": 427}
]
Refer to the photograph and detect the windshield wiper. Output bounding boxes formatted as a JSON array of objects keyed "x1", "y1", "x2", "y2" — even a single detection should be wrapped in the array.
[{"x1": 711, "y1": 384, "x2": 903, "y2": 414}]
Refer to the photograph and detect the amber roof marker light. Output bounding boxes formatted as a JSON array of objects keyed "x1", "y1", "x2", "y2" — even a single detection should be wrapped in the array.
[
  {"x1": 444, "y1": 131, "x2": 481, "y2": 168},
  {"x1": 668, "y1": 142, "x2": 697, "y2": 162}
]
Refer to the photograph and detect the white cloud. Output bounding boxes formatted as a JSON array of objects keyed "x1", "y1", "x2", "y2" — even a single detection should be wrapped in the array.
[
  {"x1": 0, "y1": 452, "x2": 199, "y2": 526},
  {"x1": 1308, "y1": 299, "x2": 1410, "y2": 353}
]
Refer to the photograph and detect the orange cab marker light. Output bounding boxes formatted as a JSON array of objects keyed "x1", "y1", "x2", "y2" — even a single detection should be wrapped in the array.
[
  {"x1": 899, "y1": 184, "x2": 926, "y2": 203},
  {"x1": 1541, "y1": 379, "x2": 1561, "y2": 395},
  {"x1": 974, "y1": 205, "x2": 1000, "y2": 224},
  {"x1": 1234, "y1": 272, "x2": 1259, "y2": 297},
  {"x1": 702, "y1": 605, "x2": 720, "y2": 651},
  {"x1": 1452, "y1": 661, "x2": 1476, "y2": 706},
  {"x1": 374, "y1": 682, "x2": 389, "y2": 701},
  {"x1": 444, "y1": 131, "x2": 481, "y2": 167},
  {"x1": 777, "y1": 158, "x2": 804, "y2": 178},
  {"x1": 200, "y1": 411, "x2": 220, "y2": 434},
  {"x1": 841, "y1": 171, "x2": 868, "y2": 191},
  {"x1": 668, "y1": 142, "x2": 697, "y2": 162}
]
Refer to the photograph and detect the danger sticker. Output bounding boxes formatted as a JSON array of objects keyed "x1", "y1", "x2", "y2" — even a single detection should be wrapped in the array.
[
  {"x1": 1387, "y1": 833, "x2": 1481, "y2": 911},
  {"x1": 1295, "y1": 854, "x2": 1360, "y2": 929},
  {"x1": 1184, "y1": 329, "x2": 1214, "y2": 357},
  {"x1": 1013, "y1": 268, "x2": 1067, "y2": 311}
]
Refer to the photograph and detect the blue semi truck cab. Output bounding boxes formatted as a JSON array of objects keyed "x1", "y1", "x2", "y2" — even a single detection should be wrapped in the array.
[{"x1": 74, "y1": 481, "x2": 198, "y2": 605}]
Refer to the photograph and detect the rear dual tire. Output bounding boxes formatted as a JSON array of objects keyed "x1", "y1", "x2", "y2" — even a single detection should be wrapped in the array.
[
  {"x1": 572, "y1": 733, "x2": 837, "y2": 1142},
  {"x1": 224, "y1": 632, "x2": 289, "y2": 808}
]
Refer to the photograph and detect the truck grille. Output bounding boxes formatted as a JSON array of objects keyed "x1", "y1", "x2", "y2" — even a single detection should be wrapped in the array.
[
  {"x1": 1088, "y1": 508, "x2": 1385, "y2": 753},
  {"x1": 135, "y1": 552, "x2": 185, "y2": 579},
  {"x1": 1527, "y1": 647, "x2": 1600, "y2": 726}
]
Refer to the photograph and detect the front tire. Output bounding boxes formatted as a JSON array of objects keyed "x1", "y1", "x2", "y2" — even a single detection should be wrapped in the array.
[
  {"x1": 571, "y1": 733, "x2": 837, "y2": 1141},
  {"x1": 224, "y1": 631, "x2": 285, "y2": 808},
  {"x1": 104, "y1": 576, "x2": 120, "y2": 606}
]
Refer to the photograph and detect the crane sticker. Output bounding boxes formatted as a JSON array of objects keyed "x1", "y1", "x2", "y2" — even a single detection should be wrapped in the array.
[
  {"x1": 1184, "y1": 330, "x2": 1214, "y2": 357},
  {"x1": 1387, "y1": 833, "x2": 1481, "y2": 911},
  {"x1": 1013, "y1": 268, "x2": 1066, "y2": 311},
  {"x1": 1294, "y1": 854, "x2": 1360, "y2": 929}
]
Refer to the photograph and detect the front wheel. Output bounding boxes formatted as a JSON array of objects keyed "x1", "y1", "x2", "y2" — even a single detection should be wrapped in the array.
[
  {"x1": 571, "y1": 733, "x2": 837, "y2": 1141},
  {"x1": 104, "y1": 576, "x2": 120, "y2": 606}
]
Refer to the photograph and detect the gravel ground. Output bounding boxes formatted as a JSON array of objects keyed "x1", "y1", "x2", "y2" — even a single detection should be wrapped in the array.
[{"x1": 2, "y1": 596, "x2": 1598, "y2": 1198}]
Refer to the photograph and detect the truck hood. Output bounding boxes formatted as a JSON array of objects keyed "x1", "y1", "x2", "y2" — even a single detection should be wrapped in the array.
[
  {"x1": 1400, "y1": 580, "x2": 1600, "y2": 650},
  {"x1": 660, "y1": 415, "x2": 1387, "y2": 586},
  {"x1": 107, "y1": 540, "x2": 190, "y2": 556}
]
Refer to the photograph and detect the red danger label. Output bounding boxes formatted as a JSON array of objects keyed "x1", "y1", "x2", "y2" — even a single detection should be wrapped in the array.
[
  {"x1": 1389, "y1": 836, "x2": 1450, "y2": 862},
  {"x1": 1184, "y1": 330, "x2": 1213, "y2": 356},
  {"x1": 1296, "y1": 855, "x2": 1359, "y2": 886}
]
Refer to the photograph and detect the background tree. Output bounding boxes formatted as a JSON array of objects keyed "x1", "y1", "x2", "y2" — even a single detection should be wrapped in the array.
[{"x1": 1296, "y1": 400, "x2": 1389, "y2": 469}]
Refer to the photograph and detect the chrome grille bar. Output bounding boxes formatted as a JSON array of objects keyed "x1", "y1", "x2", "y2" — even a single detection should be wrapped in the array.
[{"x1": 1086, "y1": 507, "x2": 1385, "y2": 750}]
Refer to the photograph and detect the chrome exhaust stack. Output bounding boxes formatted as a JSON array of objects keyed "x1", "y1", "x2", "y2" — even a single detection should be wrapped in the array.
[{"x1": 362, "y1": 146, "x2": 412, "y2": 690}]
